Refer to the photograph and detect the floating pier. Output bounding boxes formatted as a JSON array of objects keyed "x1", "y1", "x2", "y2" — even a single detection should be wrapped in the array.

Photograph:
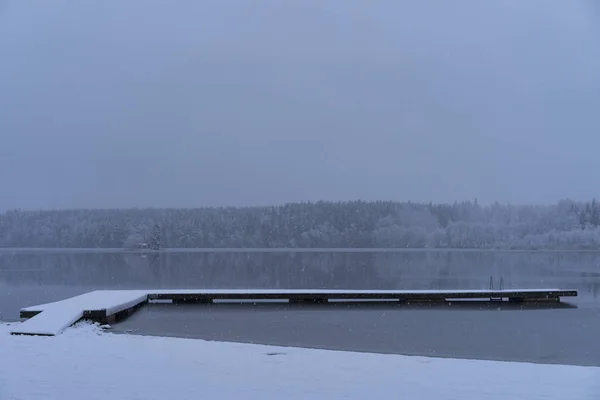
[{"x1": 11, "y1": 288, "x2": 578, "y2": 336}]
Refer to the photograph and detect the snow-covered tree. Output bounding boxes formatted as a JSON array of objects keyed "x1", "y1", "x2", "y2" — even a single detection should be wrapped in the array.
[
  {"x1": 148, "y1": 224, "x2": 162, "y2": 251},
  {"x1": 1, "y1": 198, "x2": 599, "y2": 250}
]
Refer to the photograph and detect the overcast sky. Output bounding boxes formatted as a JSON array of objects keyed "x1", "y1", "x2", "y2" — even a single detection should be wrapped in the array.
[{"x1": 1, "y1": 1, "x2": 599, "y2": 210}]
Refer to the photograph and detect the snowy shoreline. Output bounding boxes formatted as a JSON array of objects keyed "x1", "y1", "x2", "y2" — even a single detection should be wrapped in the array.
[{"x1": 2, "y1": 322, "x2": 599, "y2": 400}]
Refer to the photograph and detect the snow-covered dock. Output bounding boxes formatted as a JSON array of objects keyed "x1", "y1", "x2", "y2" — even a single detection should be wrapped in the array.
[
  {"x1": 12, "y1": 288, "x2": 578, "y2": 336},
  {"x1": 12, "y1": 290, "x2": 148, "y2": 336}
]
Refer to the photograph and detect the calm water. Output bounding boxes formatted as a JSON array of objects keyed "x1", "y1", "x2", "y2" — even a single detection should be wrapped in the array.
[{"x1": 1, "y1": 250, "x2": 599, "y2": 321}]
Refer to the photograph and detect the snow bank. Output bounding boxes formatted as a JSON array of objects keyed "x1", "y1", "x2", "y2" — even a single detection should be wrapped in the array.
[{"x1": 1, "y1": 323, "x2": 599, "y2": 400}]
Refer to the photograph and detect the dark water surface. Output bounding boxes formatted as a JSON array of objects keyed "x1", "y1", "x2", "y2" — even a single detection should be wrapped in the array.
[
  {"x1": 114, "y1": 301, "x2": 600, "y2": 366},
  {"x1": 2, "y1": 250, "x2": 600, "y2": 365}
]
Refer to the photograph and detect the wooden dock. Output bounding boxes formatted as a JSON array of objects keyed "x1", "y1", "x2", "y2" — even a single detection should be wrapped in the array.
[{"x1": 11, "y1": 288, "x2": 578, "y2": 336}]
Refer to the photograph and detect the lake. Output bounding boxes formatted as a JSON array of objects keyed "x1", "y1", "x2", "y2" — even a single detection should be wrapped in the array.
[
  {"x1": 3, "y1": 249, "x2": 600, "y2": 366},
  {"x1": 1, "y1": 249, "x2": 599, "y2": 321}
]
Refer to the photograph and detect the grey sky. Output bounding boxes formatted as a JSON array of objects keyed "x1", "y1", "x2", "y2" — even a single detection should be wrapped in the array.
[{"x1": 1, "y1": 1, "x2": 599, "y2": 210}]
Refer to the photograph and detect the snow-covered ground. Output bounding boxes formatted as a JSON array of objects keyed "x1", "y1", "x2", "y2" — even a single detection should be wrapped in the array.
[{"x1": 1, "y1": 323, "x2": 599, "y2": 400}]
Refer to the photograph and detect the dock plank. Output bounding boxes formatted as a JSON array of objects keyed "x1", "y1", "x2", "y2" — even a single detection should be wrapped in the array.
[
  {"x1": 146, "y1": 288, "x2": 577, "y2": 301},
  {"x1": 11, "y1": 307, "x2": 83, "y2": 336}
]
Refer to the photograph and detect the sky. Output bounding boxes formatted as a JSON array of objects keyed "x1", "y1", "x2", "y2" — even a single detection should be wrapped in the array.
[{"x1": 0, "y1": 0, "x2": 599, "y2": 210}]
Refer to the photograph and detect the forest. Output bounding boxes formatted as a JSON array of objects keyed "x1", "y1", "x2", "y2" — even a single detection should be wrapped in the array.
[{"x1": 1, "y1": 199, "x2": 600, "y2": 249}]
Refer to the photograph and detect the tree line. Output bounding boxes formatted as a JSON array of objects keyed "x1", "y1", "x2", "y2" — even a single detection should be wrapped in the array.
[{"x1": 1, "y1": 199, "x2": 600, "y2": 249}]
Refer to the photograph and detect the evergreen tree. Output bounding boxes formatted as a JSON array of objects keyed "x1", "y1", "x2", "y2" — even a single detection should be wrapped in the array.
[
  {"x1": 591, "y1": 199, "x2": 600, "y2": 228},
  {"x1": 580, "y1": 203, "x2": 591, "y2": 229},
  {"x1": 148, "y1": 224, "x2": 162, "y2": 251}
]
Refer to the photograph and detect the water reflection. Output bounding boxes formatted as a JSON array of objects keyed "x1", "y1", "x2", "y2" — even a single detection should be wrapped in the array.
[{"x1": 0, "y1": 251, "x2": 599, "y2": 320}]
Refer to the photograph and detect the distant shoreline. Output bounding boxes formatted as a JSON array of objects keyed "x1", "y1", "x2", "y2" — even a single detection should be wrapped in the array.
[{"x1": 3, "y1": 200, "x2": 600, "y2": 250}]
